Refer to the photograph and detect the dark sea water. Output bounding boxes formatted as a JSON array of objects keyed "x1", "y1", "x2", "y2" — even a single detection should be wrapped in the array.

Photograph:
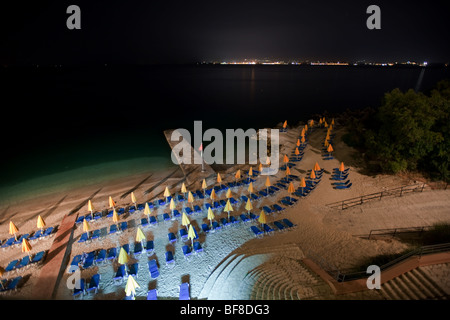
[{"x1": 0, "y1": 64, "x2": 449, "y2": 201}]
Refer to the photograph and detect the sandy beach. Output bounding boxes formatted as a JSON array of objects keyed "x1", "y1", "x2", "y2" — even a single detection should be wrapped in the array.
[{"x1": 1, "y1": 122, "x2": 449, "y2": 300}]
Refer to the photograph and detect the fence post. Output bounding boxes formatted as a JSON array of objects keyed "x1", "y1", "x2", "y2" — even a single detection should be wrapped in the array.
[
  {"x1": 400, "y1": 186, "x2": 403, "y2": 197},
  {"x1": 379, "y1": 191, "x2": 383, "y2": 200}
]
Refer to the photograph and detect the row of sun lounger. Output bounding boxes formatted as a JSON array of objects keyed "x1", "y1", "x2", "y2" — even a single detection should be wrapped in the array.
[
  {"x1": 250, "y1": 219, "x2": 296, "y2": 238},
  {"x1": 4, "y1": 251, "x2": 47, "y2": 273},
  {"x1": 1, "y1": 227, "x2": 55, "y2": 250}
]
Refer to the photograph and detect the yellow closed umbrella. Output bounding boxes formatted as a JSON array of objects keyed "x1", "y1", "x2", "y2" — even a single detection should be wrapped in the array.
[
  {"x1": 310, "y1": 169, "x2": 316, "y2": 180},
  {"x1": 265, "y1": 176, "x2": 271, "y2": 194},
  {"x1": 136, "y1": 227, "x2": 146, "y2": 249},
  {"x1": 210, "y1": 188, "x2": 216, "y2": 201},
  {"x1": 82, "y1": 219, "x2": 91, "y2": 238},
  {"x1": 144, "y1": 202, "x2": 152, "y2": 218},
  {"x1": 235, "y1": 169, "x2": 241, "y2": 182},
  {"x1": 327, "y1": 144, "x2": 334, "y2": 155},
  {"x1": 207, "y1": 207, "x2": 215, "y2": 228},
  {"x1": 187, "y1": 224, "x2": 196, "y2": 246},
  {"x1": 314, "y1": 162, "x2": 321, "y2": 172},
  {"x1": 287, "y1": 182, "x2": 295, "y2": 202},
  {"x1": 258, "y1": 209, "x2": 267, "y2": 227},
  {"x1": 226, "y1": 188, "x2": 232, "y2": 199},
  {"x1": 118, "y1": 247, "x2": 129, "y2": 265},
  {"x1": 339, "y1": 162, "x2": 345, "y2": 178},
  {"x1": 202, "y1": 179, "x2": 207, "y2": 194},
  {"x1": 131, "y1": 192, "x2": 137, "y2": 209},
  {"x1": 112, "y1": 208, "x2": 119, "y2": 223},
  {"x1": 108, "y1": 196, "x2": 116, "y2": 209},
  {"x1": 169, "y1": 198, "x2": 176, "y2": 218},
  {"x1": 283, "y1": 154, "x2": 289, "y2": 164},
  {"x1": 296, "y1": 138, "x2": 301, "y2": 147},
  {"x1": 248, "y1": 182, "x2": 254, "y2": 197},
  {"x1": 282, "y1": 120, "x2": 287, "y2": 129},
  {"x1": 88, "y1": 199, "x2": 94, "y2": 219},
  {"x1": 164, "y1": 186, "x2": 171, "y2": 203},
  {"x1": 181, "y1": 212, "x2": 190, "y2": 231},
  {"x1": 125, "y1": 274, "x2": 140, "y2": 299},
  {"x1": 9, "y1": 221, "x2": 19, "y2": 241},
  {"x1": 217, "y1": 173, "x2": 222, "y2": 184},
  {"x1": 299, "y1": 177, "x2": 307, "y2": 194},
  {"x1": 319, "y1": 117, "x2": 323, "y2": 125},
  {"x1": 181, "y1": 182, "x2": 187, "y2": 195},
  {"x1": 301, "y1": 135, "x2": 306, "y2": 144},
  {"x1": 22, "y1": 238, "x2": 32, "y2": 260},
  {"x1": 224, "y1": 199, "x2": 233, "y2": 219},
  {"x1": 245, "y1": 198, "x2": 253, "y2": 214},
  {"x1": 258, "y1": 162, "x2": 263, "y2": 173},
  {"x1": 248, "y1": 167, "x2": 253, "y2": 177},
  {"x1": 294, "y1": 147, "x2": 300, "y2": 156},
  {"x1": 37, "y1": 215, "x2": 46, "y2": 233},
  {"x1": 285, "y1": 166, "x2": 291, "y2": 176},
  {"x1": 187, "y1": 191, "x2": 195, "y2": 210},
  {"x1": 136, "y1": 227, "x2": 146, "y2": 243}
]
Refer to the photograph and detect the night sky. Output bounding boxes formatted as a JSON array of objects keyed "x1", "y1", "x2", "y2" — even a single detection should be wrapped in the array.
[{"x1": 1, "y1": 0, "x2": 449, "y2": 65}]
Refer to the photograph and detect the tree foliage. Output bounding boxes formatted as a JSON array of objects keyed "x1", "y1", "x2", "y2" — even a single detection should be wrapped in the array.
[{"x1": 346, "y1": 80, "x2": 450, "y2": 182}]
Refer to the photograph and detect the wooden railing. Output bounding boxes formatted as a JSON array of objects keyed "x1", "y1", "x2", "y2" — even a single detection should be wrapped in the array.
[{"x1": 326, "y1": 183, "x2": 427, "y2": 210}]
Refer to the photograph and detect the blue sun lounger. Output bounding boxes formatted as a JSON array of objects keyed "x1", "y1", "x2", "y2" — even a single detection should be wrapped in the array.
[
  {"x1": 149, "y1": 216, "x2": 158, "y2": 225},
  {"x1": 193, "y1": 205, "x2": 202, "y2": 213},
  {"x1": 180, "y1": 229, "x2": 188, "y2": 240},
  {"x1": 250, "y1": 193, "x2": 260, "y2": 201},
  {"x1": 147, "y1": 289, "x2": 158, "y2": 300},
  {"x1": 141, "y1": 218, "x2": 149, "y2": 227},
  {"x1": 122, "y1": 244, "x2": 130, "y2": 254},
  {"x1": 221, "y1": 217, "x2": 231, "y2": 227},
  {"x1": 69, "y1": 255, "x2": 82, "y2": 271},
  {"x1": 334, "y1": 183, "x2": 352, "y2": 189},
  {"x1": 163, "y1": 213, "x2": 171, "y2": 221},
  {"x1": 282, "y1": 219, "x2": 296, "y2": 228},
  {"x1": 128, "y1": 263, "x2": 138, "y2": 277},
  {"x1": 230, "y1": 216, "x2": 239, "y2": 224},
  {"x1": 133, "y1": 242, "x2": 143, "y2": 256},
  {"x1": 114, "y1": 265, "x2": 126, "y2": 283},
  {"x1": 16, "y1": 255, "x2": 31, "y2": 270},
  {"x1": 91, "y1": 229, "x2": 101, "y2": 240},
  {"x1": 109, "y1": 225, "x2": 118, "y2": 235},
  {"x1": 14, "y1": 234, "x2": 30, "y2": 245},
  {"x1": 212, "y1": 221, "x2": 221, "y2": 231},
  {"x1": 229, "y1": 197, "x2": 238, "y2": 204},
  {"x1": 184, "y1": 207, "x2": 193, "y2": 215},
  {"x1": 240, "y1": 214, "x2": 250, "y2": 222},
  {"x1": 195, "y1": 190, "x2": 205, "y2": 199},
  {"x1": 31, "y1": 250, "x2": 46, "y2": 264},
  {"x1": 165, "y1": 251, "x2": 175, "y2": 266},
  {"x1": 182, "y1": 245, "x2": 192, "y2": 258},
  {"x1": 106, "y1": 247, "x2": 117, "y2": 260},
  {"x1": 78, "y1": 232, "x2": 89, "y2": 243},
  {"x1": 263, "y1": 206, "x2": 273, "y2": 214},
  {"x1": 146, "y1": 240, "x2": 154, "y2": 255},
  {"x1": 240, "y1": 195, "x2": 249, "y2": 203},
  {"x1": 5, "y1": 259, "x2": 19, "y2": 273},
  {"x1": 263, "y1": 224, "x2": 274, "y2": 234},
  {"x1": 202, "y1": 223, "x2": 211, "y2": 233},
  {"x1": 331, "y1": 180, "x2": 351, "y2": 186},
  {"x1": 272, "y1": 204, "x2": 285, "y2": 212},
  {"x1": 250, "y1": 226, "x2": 263, "y2": 237},
  {"x1": 1, "y1": 237, "x2": 15, "y2": 249},
  {"x1": 193, "y1": 241, "x2": 203, "y2": 253},
  {"x1": 86, "y1": 274, "x2": 101, "y2": 294},
  {"x1": 82, "y1": 251, "x2": 96, "y2": 269},
  {"x1": 119, "y1": 221, "x2": 128, "y2": 232},
  {"x1": 274, "y1": 221, "x2": 285, "y2": 231},
  {"x1": 168, "y1": 232, "x2": 177, "y2": 243},
  {"x1": 1, "y1": 276, "x2": 22, "y2": 293},
  {"x1": 258, "y1": 190, "x2": 268, "y2": 198},
  {"x1": 179, "y1": 283, "x2": 190, "y2": 300},
  {"x1": 29, "y1": 229, "x2": 42, "y2": 241},
  {"x1": 95, "y1": 249, "x2": 106, "y2": 264},
  {"x1": 148, "y1": 259, "x2": 160, "y2": 279},
  {"x1": 173, "y1": 209, "x2": 181, "y2": 218},
  {"x1": 73, "y1": 279, "x2": 85, "y2": 298},
  {"x1": 75, "y1": 216, "x2": 84, "y2": 224}
]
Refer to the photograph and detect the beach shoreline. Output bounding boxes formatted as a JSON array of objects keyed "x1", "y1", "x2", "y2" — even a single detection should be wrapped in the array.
[{"x1": 1, "y1": 122, "x2": 449, "y2": 300}]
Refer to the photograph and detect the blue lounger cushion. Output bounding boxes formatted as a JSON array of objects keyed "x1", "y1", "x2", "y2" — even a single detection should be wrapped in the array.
[
  {"x1": 165, "y1": 251, "x2": 175, "y2": 265},
  {"x1": 148, "y1": 259, "x2": 160, "y2": 279},
  {"x1": 86, "y1": 274, "x2": 100, "y2": 294},
  {"x1": 147, "y1": 289, "x2": 158, "y2": 300},
  {"x1": 250, "y1": 226, "x2": 263, "y2": 237},
  {"x1": 179, "y1": 283, "x2": 190, "y2": 300},
  {"x1": 193, "y1": 241, "x2": 203, "y2": 253}
]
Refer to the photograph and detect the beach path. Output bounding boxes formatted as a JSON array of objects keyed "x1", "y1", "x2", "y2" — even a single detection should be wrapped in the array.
[{"x1": 32, "y1": 213, "x2": 78, "y2": 299}]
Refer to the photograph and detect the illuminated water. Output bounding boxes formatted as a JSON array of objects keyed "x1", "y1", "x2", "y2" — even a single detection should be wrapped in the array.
[{"x1": 0, "y1": 64, "x2": 448, "y2": 203}]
